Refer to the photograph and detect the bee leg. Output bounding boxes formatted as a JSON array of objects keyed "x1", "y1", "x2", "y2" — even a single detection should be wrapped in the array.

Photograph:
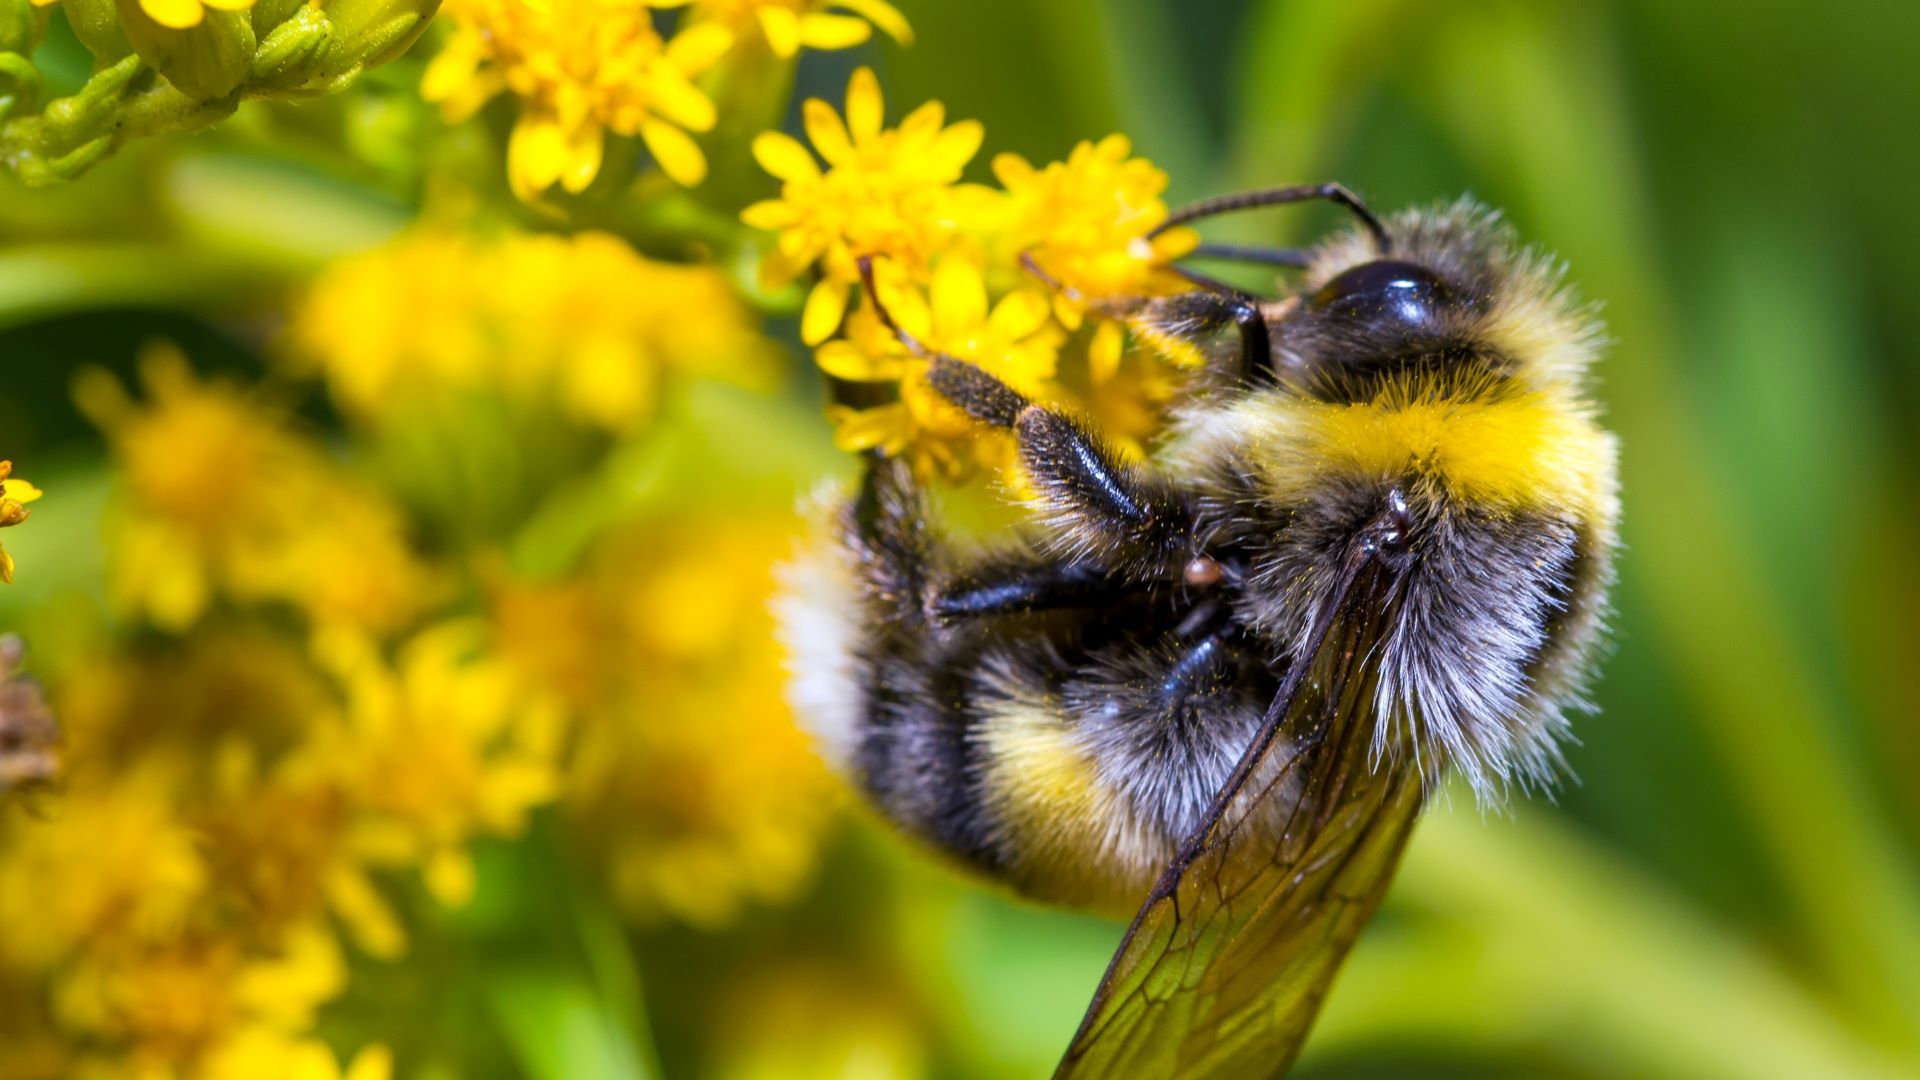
[
  {"x1": 1135, "y1": 284, "x2": 1274, "y2": 383},
  {"x1": 856, "y1": 257, "x2": 1194, "y2": 571},
  {"x1": 927, "y1": 355, "x2": 1191, "y2": 571},
  {"x1": 1020, "y1": 251, "x2": 1271, "y2": 383},
  {"x1": 931, "y1": 557, "x2": 1141, "y2": 620}
]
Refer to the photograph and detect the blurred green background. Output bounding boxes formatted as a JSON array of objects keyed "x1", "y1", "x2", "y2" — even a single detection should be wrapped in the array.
[{"x1": 4, "y1": 0, "x2": 1919, "y2": 1077}]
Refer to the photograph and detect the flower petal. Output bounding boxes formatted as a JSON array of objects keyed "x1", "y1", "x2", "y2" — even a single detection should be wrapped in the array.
[
  {"x1": 666, "y1": 22, "x2": 734, "y2": 72},
  {"x1": 989, "y1": 287, "x2": 1052, "y2": 340},
  {"x1": 829, "y1": 403, "x2": 912, "y2": 454},
  {"x1": 831, "y1": 0, "x2": 913, "y2": 44},
  {"x1": 801, "y1": 280, "x2": 850, "y2": 344},
  {"x1": 751, "y1": 131, "x2": 820, "y2": 183},
  {"x1": 926, "y1": 120, "x2": 984, "y2": 176},
  {"x1": 645, "y1": 70, "x2": 718, "y2": 132},
  {"x1": 897, "y1": 100, "x2": 946, "y2": 141},
  {"x1": 140, "y1": 0, "x2": 204, "y2": 28},
  {"x1": 816, "y1": 341, "x2": 907, "y2": 381},
  {"x1": 797, "y1": 13, "x2": 873, "y2": 51},
  {"x1": 642, "y1": 120, "x2": 708, "y2": 186},
  {"x1": 845, "y1": 67, "x2": 883, "y2": 142},
  {"x1": 740, "y1": 200, "x2": 797, "y2": 230},
  {"x1": 991, "y1": 151, "x2": 1035, "y2": 189},
  {"x1": 802, "y1": 98, "x2": 854, "y2": 165},
  {"x1": 507, "y1": 114, "x2": 569, "y2": 200},
  {"x1": 929, "y1": 257, "x2": 987, "y2": 339},
  {"x1": 755, "y1": 6, "x2": 802, "y2": 58},
  {"x1": 3, "y1": 479, "x2": 44, "y2": 504},
  {"x1": 557, "y1": 122, "x2": 605, "y2": 194}
]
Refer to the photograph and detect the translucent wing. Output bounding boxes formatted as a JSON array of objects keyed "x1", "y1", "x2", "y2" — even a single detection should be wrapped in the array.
[{"x1": 1056, "y1": 552, "x2": 1426, "y2": 1079}]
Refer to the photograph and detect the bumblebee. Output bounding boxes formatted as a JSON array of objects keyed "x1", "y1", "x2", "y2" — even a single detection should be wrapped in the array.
[{"x1": 777, "y1": 186, "x2": 1619, "y2": 1078}]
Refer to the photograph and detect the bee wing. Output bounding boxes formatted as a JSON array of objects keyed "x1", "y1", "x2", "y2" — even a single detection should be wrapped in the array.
[{"x1": 1056, "y1": 554, "x2": 1425, "y2": 1079}]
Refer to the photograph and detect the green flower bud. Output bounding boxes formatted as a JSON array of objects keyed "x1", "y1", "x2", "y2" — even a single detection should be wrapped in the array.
[
  {"x1": 250, "y1": 5, "x2": 330, "y2": 90},
  {"x1": 321, "y1": 0, "x2": 439, "y2": 71},
  {"x1": 2, "y1": 0, "x2": 45, "y2": 56},
  {"x1": 0, "y1": 53, "x2": 38, "y2": 123},
  {"x1": 114, "y1": 0, "x2": 254, "y2": 101},
  {"x1": 60, "y1": 0, "x2": 133, "y2": 63}
]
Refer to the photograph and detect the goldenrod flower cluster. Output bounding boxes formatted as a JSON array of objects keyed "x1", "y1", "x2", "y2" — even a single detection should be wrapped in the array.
[
  {"x1": 743, "y1": 68, "x2": 1199, "y2": 479},
  {"x1": 0, "y1": 231, "x2": 823, "y2": 1076},
  {"x1": 290, "y1": 228, "x2": 775, "y2": 433},
  {"x1": 424, "y1": 0, "x2": 909, "y2": 200},
  {"x1": 686, "y1": 0, "x2": 911, "y2": 59},
  {"x1": 74, "y1": 348, "x2": 436, "y2": 635},
  {"x1": 493, "y1": 514, "x2": 839, "y2": 928},
  {"x1": 3, "y1": 12, "x2": 1216, "y2": 1075}
]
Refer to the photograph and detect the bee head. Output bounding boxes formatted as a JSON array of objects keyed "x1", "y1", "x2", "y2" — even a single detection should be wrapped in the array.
[{"x1": 1268, "y1": 250, "x2": 1494, "y2": 400}]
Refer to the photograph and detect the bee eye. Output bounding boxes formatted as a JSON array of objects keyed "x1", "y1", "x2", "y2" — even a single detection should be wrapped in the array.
[{"x1": 1311, "y1": 260, "x2": 1455, "y2": 332}]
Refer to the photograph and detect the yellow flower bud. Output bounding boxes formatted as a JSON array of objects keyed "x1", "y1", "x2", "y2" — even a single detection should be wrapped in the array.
[{"x1": 114, "y1": 0, "x2": 254, "y2": 101}]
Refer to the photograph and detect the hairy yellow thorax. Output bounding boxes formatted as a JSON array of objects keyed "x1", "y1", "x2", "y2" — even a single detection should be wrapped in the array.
[
  {"x1": 1298, "y1": 390, "x2": 1612, "y2": 510},
  {"x1": 1184, "y1": 383, "x2": 1615, "y2": 517}
]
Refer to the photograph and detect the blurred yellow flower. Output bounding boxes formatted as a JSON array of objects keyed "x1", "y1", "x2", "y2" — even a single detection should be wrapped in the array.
[
  {"x1": 289, "y1": 228, "x2": 775, "y2": 433},
  {"x1": 0, "y1": 760, "x2": 206, "y2": 975},
  {"x1": 709, "y1": 965, "x2": 928, "y2": 1080},
  {"x1": 202, "y1": 1032, "x2": 391, "y2": 1080},
  {"x1": 493, "y1": 514, "x2": 840, "y2": 929},
  {"x1": 0, "y1": 460, "x2": 42, "y2": 584},
  {"x1": 52, "y1": 924, "x2": 348, "y2": 1078},
  {"x1": 688, "y1": 0, "x2": 911, "y2": 58},
  {"x1": 742, "y1": 66, "x2": 987, "y2": 343},
  {"x1": 134, "y1": 0, "x2": 255, "y2": 32},
  {"x1": 311, "y1": 624, "x2": 563, "y2": 916},
  {"x1": 819, "y1": 255, "x2": 1060, "y2": 480},
  {"x1": 74, "y1": 347, "x2": 434, "y2": 634},
  {"x1": 422, "y1": 0, "x2": 732, "y2": 197}
]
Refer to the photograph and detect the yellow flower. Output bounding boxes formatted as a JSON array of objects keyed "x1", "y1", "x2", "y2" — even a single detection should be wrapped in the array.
[
  {"x1": 74, "y1": 346, "x2": 434, "y2": 634},
  {"x1": 50, "y1": 923, "x2": 350, "y2": 1076},
  {"x1": 289, "y1": 228, "x2": 775, "y2": 433},
  {"x1": 991, "y1": 134, "x2": 1197, "y2": 310},
  {"x1": 311, "y1": 624, "x2": 563, "y2": 918},
  {"x1": 687, "y1": 0, "x2": 911, "y2": 58},
  {"x1": 493, "y1": 513, "x2": 840, "y2": 929},
  {"x1": 133, "y1": 0, "x2": 255, "y2": 32},
  {"x1": 421, "y1": 0, "x2": 733, "y2": 197},
  {"x1": 991, "y1": 134, "x2": 1198, "y2": 380},
  {"x1": 818, "y1": 255, "x2": 1060, "y2": 481},
  {"x1": 0, "y1": 760, "x2": 206, "y2": 974},
  {"x1": 742, "y1": 66, "x2": 988, "y2": 344},
  {"x1": 202, "y1": 1032, "x2": 391, "y2": 1080},
  {"x1": 0, "y1": 460, "x2": 42, "y2": 585}
]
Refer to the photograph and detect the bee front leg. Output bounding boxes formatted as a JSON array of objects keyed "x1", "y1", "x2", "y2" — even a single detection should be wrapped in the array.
[
  {"x1": 1020, "y1": 251, "x2": 1272, "y2": 383},
  {"x1": 925, "y1": 355, "x2": 1192, "y2": 574}
]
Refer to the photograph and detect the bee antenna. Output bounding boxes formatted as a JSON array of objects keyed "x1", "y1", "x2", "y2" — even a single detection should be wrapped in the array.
[
  {"x1": 1152, "y1": 183, "x2": 1391, "y2": 255},
  {"x1": 855, "y1": 254, "x2": 932, "y2": 359}
]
